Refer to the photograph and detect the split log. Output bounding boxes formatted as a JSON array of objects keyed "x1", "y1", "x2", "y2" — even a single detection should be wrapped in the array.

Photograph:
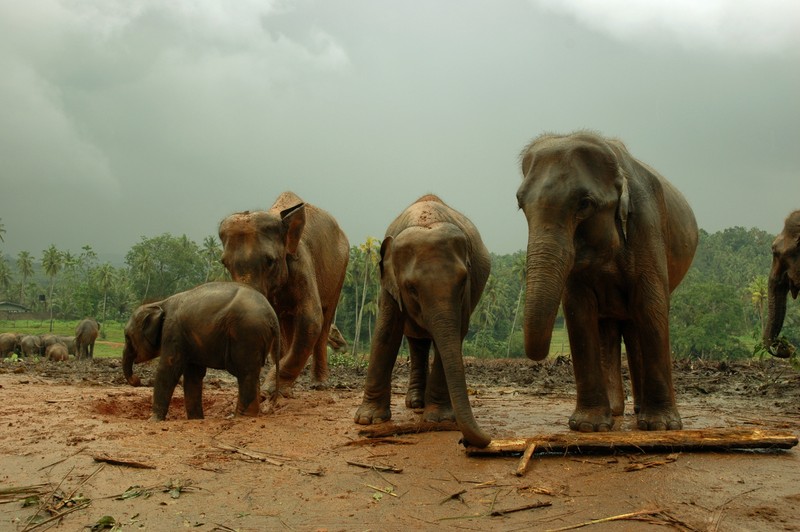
[{"x1": 466, "y1": 428, "x2": 798, "y2": 457}]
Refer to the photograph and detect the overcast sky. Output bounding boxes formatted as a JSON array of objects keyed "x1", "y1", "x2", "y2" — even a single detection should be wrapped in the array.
[{"x1": 2, "y1": 1, "x2": 799, "y2": 262}]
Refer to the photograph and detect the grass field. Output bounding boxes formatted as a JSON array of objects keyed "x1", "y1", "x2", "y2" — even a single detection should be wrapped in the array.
[{"x1": 0, "y1": 319, "x2": 125, "y2": 358}]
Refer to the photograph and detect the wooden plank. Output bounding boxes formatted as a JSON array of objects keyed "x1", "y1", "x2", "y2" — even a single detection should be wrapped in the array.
[{"x1": 465, "y1": 428, "x2": 798, "y2": 456}]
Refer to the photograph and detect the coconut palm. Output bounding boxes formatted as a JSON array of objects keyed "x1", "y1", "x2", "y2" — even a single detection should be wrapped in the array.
[
  {"x1": 41, "y1": 245, "x2": 63, "y2": 331},
  {"x1": 16, "y1": 251, "x2": 33, "y2": 304},
  {"x1": 94, "y1": 263, "x2": 116, "y2": 325}
]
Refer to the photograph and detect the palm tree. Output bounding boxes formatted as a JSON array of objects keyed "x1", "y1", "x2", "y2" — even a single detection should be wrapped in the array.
[
  {"x1": 0, "y1": 217, "x2": 6, "y2": 243},
  {"x1": 201, "y1": 235, "x2": 225, "y2": 282},
  {"x1": 747, "y1": 274, "x2": 769, "y2": 332},
  {"x1": 0, "y1": 257, "x2": 12, "y2": 298},
  {"x1": 507, "y1": 252, "x2": 526, "y2": 356},
  {"x1": 94, "y1": 263, "x2": 116, "y2": 326},
  {"x1": 16, "y1": 251, "x2": 33, "y2": 304},
  {"x1": 41, "y1": 245, "x2": 63, "y2": 331},
  {"x1": 132, "y1": 246, "x2": 154, "y2": 302},
  {"x1": 352, "y1": 237, "x2": 379, "y2": 358}
]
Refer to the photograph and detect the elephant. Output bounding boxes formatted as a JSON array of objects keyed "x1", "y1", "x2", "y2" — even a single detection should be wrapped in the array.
[
  {"x1": 75, "y1": 318, "x2": 100, "y2": 359},
  {"x1": 0, "y1": 332, "x2": 21, "y2": 356},
  {"x1": 219, "y1": 191, "x2": 349, "y2": 393},
  {"x1": 354, "y1": 194, "x2": 493, "y2": 448},
  {"x1": 327, "y1": 324, "x2": 348, "y2": 354},
  {"x1": 58, "y1": 336, "x2": 77, "y2": 356},
  {"x1": 46, "y1": 342, "x2": 69, "y2": 362},
  {"x1": 40, "y1": 334, "x2": 62, "y2": 352},
  {"x1": 122, "y1": 282, "x2": 281, "y2": 421},
  {"x1": 516, "y1": 131, "x2": 698, "y2": 432},
  {"x1": 763, "y1": 210, "x2": 800, "y2": 358},
  {"x1": 19, "y1": 335, "x2": 42, "y2": 357}
]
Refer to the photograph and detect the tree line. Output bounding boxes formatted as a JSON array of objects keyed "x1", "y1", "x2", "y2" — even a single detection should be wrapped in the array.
[{"x1": 1, "y1": 222, "x2": 797, "y2": 360}]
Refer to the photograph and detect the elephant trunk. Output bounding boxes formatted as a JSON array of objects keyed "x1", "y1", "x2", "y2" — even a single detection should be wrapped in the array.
[
  {"x1": 428, "y1": 310, "x2": 491, "y2": 448},
  {"x1": 523, "y1": 229, "x2": 573, "y2": 361},
  {"x1": 763, "y1": 272, "x2": 789, "y2": 357},
  {"x1": 122, "y1": 344, "x2": 142, "y2": 386}
]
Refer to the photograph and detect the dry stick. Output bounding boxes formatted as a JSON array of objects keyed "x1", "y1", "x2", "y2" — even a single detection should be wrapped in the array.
[
  {"x1": 515, "y1": 443, "x2": 536, "y2": 477},
  {"x1": 439, "y1": 489, "x2": 467, "y2": 505},
  {"x1": 346, "y1": 460, "x2": 403, "y2": 473},
  {"x1": 490, "y1": 500, "x2": 552, "y2": 517},
  {"x1": 22, "y1": 501, "x2": 91, "y2": 532},
  {"x1": 358, "y1": 420, "x2": 460, "y2": 438},
  {"x1": 545, "y1": 508, "x2": 661, "y2": 532},
  {"x1": 38, "y1": 446, "x2": 88, "y2": 471},
  {"x1": 62, "y1": 464, "x2": 104, "y2": 506},
  {"x1": 366, "y1": 484, "x2": 398, "y2": 497},
  {"x1": 92, "y1": 454, "x2": 156, "y2": 469},
  {"x1": 214, "y1": 442, "x2": 282, "y2": 466},
  {"x1": 22, "y1": 466, "x2": 74, "y2": 532}
]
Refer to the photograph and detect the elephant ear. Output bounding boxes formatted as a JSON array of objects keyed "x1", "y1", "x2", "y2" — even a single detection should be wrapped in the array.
[
  {"x1": 379, "y1": 236, "x2": 402, "y2": 312},
  {"x1": 280, "y1": 203, "x2": 306, "y2": 256},
  {"x1": 141, "y1": 305, "x2": 165, "y2": 348},
  {"x1": 617, "y1": 172, "x2": 631, "y2": 243}
]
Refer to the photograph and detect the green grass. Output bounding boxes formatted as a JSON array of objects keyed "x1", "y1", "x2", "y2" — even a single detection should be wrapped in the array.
[{"x1": 0, "y1": 319, "x2": 126, "y2": 359}]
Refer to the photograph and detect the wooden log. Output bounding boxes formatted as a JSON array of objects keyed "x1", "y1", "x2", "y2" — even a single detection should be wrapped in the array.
[
  {"x1": 465, "y1": 428, "x2": 798, "y2": 457},
  {"x1": 358, "y1": 420, "x2": 459, "y2": 438},
  {"x1": 515, "y1": 443, "x2": 536, "y2": 476}
]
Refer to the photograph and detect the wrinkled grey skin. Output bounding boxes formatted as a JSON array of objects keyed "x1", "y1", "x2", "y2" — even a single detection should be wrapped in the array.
[
  {"x1": 46, "y1": 343, "x2": 69, "y2": 362},
  {"x1": 75, "y1": 318, "x2": 100, "y2": 359},
  {"x1": 517, "y1": 132, "x2": 698, "y2": 432},
  {"x1": 219, "y1": 191, "x2": 349, "y2": 393},
  {"x1": 354, "y1": 195, "x2": 492, "y2": 448},
  {"x1": 0, "y1": 332, "x2": 21, "y2": 356},
  {"x1": 763, "y1": 210, "x2": 800, "y2": 358},
  {"x1": 122, "y1": 282, "x2": 281, "y2": 421}
]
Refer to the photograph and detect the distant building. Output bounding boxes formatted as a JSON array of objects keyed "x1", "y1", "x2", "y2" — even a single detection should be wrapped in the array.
[{"x1": 0, "y1": 301, "x2": 31, "y2": 313}]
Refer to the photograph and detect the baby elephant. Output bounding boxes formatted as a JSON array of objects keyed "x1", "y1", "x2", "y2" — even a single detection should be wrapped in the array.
[
  {"x1": 46, "y1": 343, "x2": 69, "y2": 362},
  {"x1": 122, "y1": 282, "x2": 280, "y2": 421}
]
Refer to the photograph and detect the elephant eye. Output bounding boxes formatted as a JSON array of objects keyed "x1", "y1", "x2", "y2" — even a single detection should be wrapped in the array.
[{"x1": 577, "y1": 197, "x2": 595, "y2": 213}]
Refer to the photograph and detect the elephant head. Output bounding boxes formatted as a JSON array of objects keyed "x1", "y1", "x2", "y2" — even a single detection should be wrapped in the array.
[
  {"x1": 763, "y1": 210, "x2": 800, "y2": 358},
  {"x1": 218, "y1": 204, "x2": 306, "y2": 300},
  {"x1": 380, "y1": 223, "x2": 490, "y2": 448},
  {"x1": 123, "y1": 303, "x2": 165, "y2": 386},
  {"x1": 516, "y1": 133, "x2": 631, "y2": 361}
]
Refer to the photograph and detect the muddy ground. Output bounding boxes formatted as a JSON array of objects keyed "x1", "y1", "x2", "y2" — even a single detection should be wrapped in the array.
[{"x1": 1, "y1": 350, "x2": 799, "y2": 531}]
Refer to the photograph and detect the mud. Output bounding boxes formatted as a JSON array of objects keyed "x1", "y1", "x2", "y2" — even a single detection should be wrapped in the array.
[{"x1": 0, "y1": 356, "x2": 799, "y2": 531}]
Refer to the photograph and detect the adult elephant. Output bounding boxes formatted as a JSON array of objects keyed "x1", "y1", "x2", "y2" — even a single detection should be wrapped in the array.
[
  {"x1": 75, "y1": 318, "x2": 100, "y2": 359},
  {"x1": 123, "y1": 282, "x2": 280, "y2": 420},
  {"x1": 354, "y1": 195, "x2": 492, "y2": 448},
  {"x1": 219, "y1": 191, "x2": 349, "y2": 392},
  {"x1": 763, "y1": 210, "x2": 800, "y2": 358},
  {"x1": 517, "y1": 131, "x2": 698, "y2": 432}
]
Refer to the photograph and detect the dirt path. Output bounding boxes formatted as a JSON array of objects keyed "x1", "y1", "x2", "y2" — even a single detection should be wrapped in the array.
[{"x1": 0, "y1": 357, "x2": 798, "y2": 531}]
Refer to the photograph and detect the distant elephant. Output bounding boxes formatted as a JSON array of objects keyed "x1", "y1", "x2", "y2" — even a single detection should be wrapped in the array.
[
  {"x1": 0, "y1": 332, "x2": 21, "y2": 356},
  {"x1": 58, "y1": 336, "x2": 77, "y2": 356},
  {"x1": 122, "y1": 282, "x2": 281, "y2": 421},
  {"x1": 517, "y1": 131, "x2": 698, "y2": 432},
  {"x1": 354, "y1": 195, "x2": 492, "y2": 448},
  {"x1": 327, "y1": 324, "x2": 348, "y2": 353},
  {"x1": 40, "y1": 334, "x2": 62, "y2": 351},
  {"x1": 75, "y1": 318, "x2": 100, "y2": 359},
  {"x1": 46, "y1": 343, "x2": 69, "y2": 362},
  {"x1": 19, "y1": 335, "x2": 42, "y2": 357},
  {"x1": 219, "y1": 191, "x2": 349, "y2": 392},
  {"x1": 763, "y1": 210, "x2": 800, "y2": 358}
]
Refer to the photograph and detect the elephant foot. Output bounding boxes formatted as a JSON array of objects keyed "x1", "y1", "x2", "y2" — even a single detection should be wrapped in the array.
[
  {"x1": 263, "y1": 368, "x2": 297, "y2": 397},
  {"x1": 354, "y1": 401, "x2": 391, "y2": 425},
  {"x1": 405, "y1": 389, "x2": 425, "y2": 410},
  {"x1": 569, "y1": 406, "x2": 613, "y2": 432},
  {"x1": 422, "y1": 403, "x2": 455, "y2": 423},
  {"x1": 310, "y1": 381, "x2": 330, "y2": 391},
  {"x1": 636, "y1": 405, "x2": 682, "y2": 430},
  {"x1": 148, "y1": 413, "x2": 167, "y2": 422}
]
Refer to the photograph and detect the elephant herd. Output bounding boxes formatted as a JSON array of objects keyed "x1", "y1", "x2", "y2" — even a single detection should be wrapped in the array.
[
  {"x1": 93, "y1": 131, "x2": 800, "y2": 448},
  {"x1": 1, "y1": 318, "x2": 100, "y2": 362}
]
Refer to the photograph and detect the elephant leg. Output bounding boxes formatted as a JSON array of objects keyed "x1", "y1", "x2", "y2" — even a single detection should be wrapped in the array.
[
  {"x1": 183, "y1": 364, "x2": 207, "y2": 419},
  {"x1": 150, "y1": 352, "x2": 182, "y2": 421},
  {"x1": 405, "y1": 338, "x2": 430, "y2": 410},
  {"x1": 599, "y1": 319, "x2": 625, "y2": 416},
  {"x1": 632, "y1": 281, "x2": 681, "y2": 430},
  {"x1": 264, "y1": 317, "x2": 297, "y2": 395},
  {"x1": 622, "y1": 323, "x2": 643, "y2": 414},
  {"x1": 272, "y1": 307, "x2": 322, "y2": 389},
  {"x1": 88, "y1": 341, "x2": 94, "y2": 359},
  {"x1": 564, "y1": 288, "x2": 612, "y2": 432},
  {"x1": 235, "y1": 367, "x2": 262, "y2": 417},
  {"x1": 310, "y1": 311, "x2": 333, "y2": 389},
  {"x1": 421, "y1": 344, "x2": 455, "y2": 423},
  {"x1": 354, "y1": 295, "x2": 404, "y2": 425}
]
